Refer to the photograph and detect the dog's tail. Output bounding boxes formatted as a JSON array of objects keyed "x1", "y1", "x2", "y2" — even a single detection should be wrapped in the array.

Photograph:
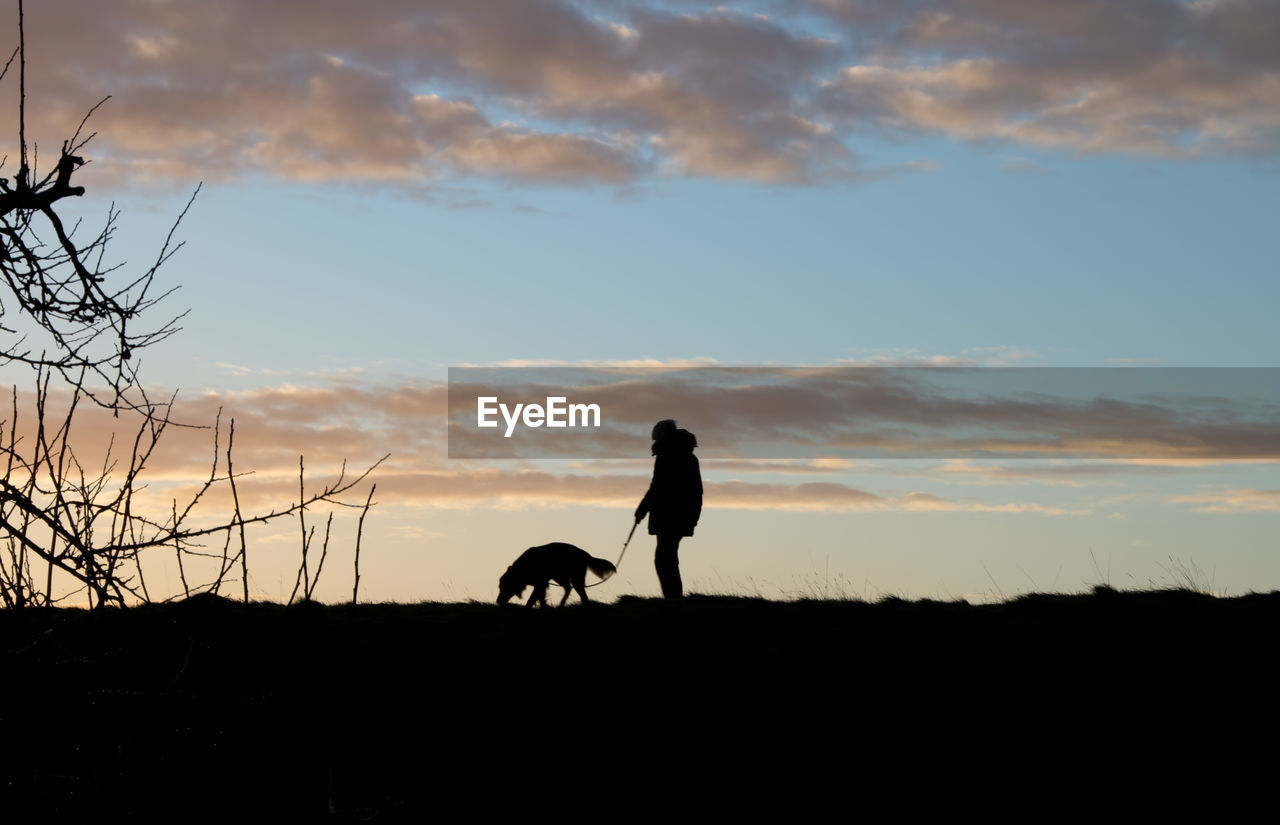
[{"x1": 587, "y1": 556, "x2": 617, "y2": 582}]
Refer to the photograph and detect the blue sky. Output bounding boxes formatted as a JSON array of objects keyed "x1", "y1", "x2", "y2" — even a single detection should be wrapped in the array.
[
  {"x1": 86, "y1": 146, "x2": 1280, "y2": 383},
  {"x1": 2, "y1": 0, "x2": 1277, "y2": 603}
]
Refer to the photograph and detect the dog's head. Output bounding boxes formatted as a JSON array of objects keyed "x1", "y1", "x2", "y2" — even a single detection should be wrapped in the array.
[{"x1": 497, "y1": 567, "x2": 525, "y2": 605}]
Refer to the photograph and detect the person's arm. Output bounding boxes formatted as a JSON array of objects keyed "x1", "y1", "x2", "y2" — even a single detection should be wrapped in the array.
[
  {"x1": 636, "y1": 459, "x2": 660, "y2": 522},
  {"x1": 690, "y1": 456, "x2": 702, "y2": 527},
  {"x1": 635, "y1": 487, "x2": 651, "y2": 523}
]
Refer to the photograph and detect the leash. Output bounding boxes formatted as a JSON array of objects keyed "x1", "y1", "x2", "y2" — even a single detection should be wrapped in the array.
[
  {"x1": 583, "y1": 520, "x2": 640, "y2": 589},
  {"x1": 617, "y1": 520, "x2": 638, "y2": 568}
]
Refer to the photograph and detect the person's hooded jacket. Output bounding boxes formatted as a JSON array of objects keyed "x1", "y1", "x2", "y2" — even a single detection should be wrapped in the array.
[{"x1": 636, "y1": 428, "x2": 702, "y2": 536}]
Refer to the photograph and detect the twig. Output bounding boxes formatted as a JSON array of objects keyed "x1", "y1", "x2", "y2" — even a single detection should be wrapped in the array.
[
  {"x1": 352, "y1": 484, "x2": 374, "y2": 604},
  {"x1": 307, "y1": 512, "x2": 333, "y2": 601}
]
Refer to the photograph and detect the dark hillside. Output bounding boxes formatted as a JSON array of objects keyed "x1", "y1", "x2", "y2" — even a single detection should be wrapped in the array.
[{"x1": 3, "y1": 590, "x2": 1276, "y2": 817}]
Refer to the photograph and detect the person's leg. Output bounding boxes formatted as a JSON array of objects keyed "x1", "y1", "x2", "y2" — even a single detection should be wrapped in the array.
[{"x1": 655, "y1": 533, "x2": 683, "y2": 599}]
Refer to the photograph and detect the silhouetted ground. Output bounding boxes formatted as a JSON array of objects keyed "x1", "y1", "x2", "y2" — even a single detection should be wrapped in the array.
[{"x1": 3, "y1": 588, "x2": 1277, "y2": 818}]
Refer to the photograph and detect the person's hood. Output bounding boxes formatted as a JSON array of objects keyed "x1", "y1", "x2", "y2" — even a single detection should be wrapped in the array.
[{"x1": 656, "y1": 428, "x2": 697, "y2": 455}]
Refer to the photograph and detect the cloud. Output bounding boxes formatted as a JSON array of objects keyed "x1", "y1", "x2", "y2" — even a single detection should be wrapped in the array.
[
  {"x1": 481, "y1": 356, "x2": 723, "y2": 368},
  {"x1": 925, "y1": 457, "x2": 1277, "y2": 486},
  {"x1": 0, "y1": 0, "x2": 855, "y2": 188},
  {"x1": 815, "y1": 0, "x2": 1280, "y2": 158},
  {"x1": 215, "y1": 363, "x2": 292, "y2": 378},
  {"x1": 35, "y1": 365, "x2": 1258, "y2": 485},
  {"x1": 227, "y1": 465, "x2": 1064, "y2": 514},
  {"x1": 3, "y1": 377, "x2": 1089, "y2": 519},
  {"x1": 703, "y1": 457, "x2": 865, "y2": 474},
  {"x1": 448, "y1": 366, "x2": 1280, "y2": 459},
  {"x1": 1172, "y1": 488, "x2": 1280, "y2": 512},
  {"x1": 8, "y1": 1, "x2": 1267, "y2": 191},
  {"x1": 839, "y1": 345, "x2": 1038, "y2": 366}
]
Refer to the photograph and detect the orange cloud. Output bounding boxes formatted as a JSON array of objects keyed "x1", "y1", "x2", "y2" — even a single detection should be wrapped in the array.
[
  {"x1": 448, "y1": 367, "x2": 1280, "y2": 459},
  {"x1": 3, "y1": 378, "x2": 1100, "y2": 520},
  {"x1": 1172, "y1": 488, "x2": 1280, "y2": 513},
  {"x1": 0, "y1": 1, "x2": 850, "y2": 188},
  {"x1": 816, "y1": 0, "x2": 1280, "y2": 157},
  {"x1": 10, "y1": 1, "x2": 1267, "y2": 191}
]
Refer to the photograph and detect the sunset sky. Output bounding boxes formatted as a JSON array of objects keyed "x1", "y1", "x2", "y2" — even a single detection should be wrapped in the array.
[{"x1": 2, "y1": 0, "x2": 1277, "y2": 604}]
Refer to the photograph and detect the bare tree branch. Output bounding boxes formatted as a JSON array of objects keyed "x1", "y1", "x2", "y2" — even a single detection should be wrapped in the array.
[
  {"x1": 0, "y1": 371, "x2": 387, "y2": 606},
  {"x1": 1, "y1": 6, "x2": 194, "y2": 406},
  {"x1": 0, "y1": 7, "x2": 386, "y2": 608}
]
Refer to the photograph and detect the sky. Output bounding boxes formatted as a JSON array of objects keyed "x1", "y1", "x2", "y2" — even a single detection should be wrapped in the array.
[{"x1": 1, "y1": 0, "x2": 1277, "y2": 604}]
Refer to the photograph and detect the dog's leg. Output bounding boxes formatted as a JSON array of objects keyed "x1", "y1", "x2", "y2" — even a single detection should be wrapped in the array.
[{"x1": 559, "y1": 583, "x2": 572, "y2": 607}]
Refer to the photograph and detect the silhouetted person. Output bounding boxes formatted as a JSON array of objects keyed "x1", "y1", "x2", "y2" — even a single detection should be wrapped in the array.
[{"x1": 635, "y1": 419, "x2": 702, "y2": 599}]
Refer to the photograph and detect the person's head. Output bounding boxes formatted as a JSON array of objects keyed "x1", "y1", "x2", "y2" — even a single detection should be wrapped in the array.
[{"x1": 651, "y1": 419, "x2": 678, "y2": 442}]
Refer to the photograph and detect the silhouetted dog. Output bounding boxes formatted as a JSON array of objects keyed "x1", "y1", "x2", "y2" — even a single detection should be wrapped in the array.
[{"x1": 497, "y1": 542, "x2": 616, "y2": 607}]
